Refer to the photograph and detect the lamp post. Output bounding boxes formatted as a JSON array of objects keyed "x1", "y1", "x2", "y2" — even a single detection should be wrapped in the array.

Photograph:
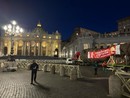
[{"x1": 3, "y1": 20, "x2": 23, "y2": 61}]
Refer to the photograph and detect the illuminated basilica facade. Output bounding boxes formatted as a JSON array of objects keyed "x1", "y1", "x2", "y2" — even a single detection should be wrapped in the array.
[{"x1": 0, "y1": 22, "x2": 61, "y2": 57}]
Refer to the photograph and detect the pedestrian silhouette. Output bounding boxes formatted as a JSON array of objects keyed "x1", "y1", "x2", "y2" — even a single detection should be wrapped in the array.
[
  {"x1": 102, "y1": 61, "x2": 107, "y2": 72},
  {"x1": 30, "y1": 60, "x2": 39, "y2": 84},
  {"x1": 93, "y1": 61, "x2": 98, "y2": 76}
]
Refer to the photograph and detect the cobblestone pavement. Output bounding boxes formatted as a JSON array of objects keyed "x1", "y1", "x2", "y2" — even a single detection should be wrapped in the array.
[{"x1": 0, "y1": 66, "x2": 123, "y2": 98}]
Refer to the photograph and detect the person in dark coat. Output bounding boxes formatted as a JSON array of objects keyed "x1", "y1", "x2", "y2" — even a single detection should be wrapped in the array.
[
  {"x1": 30, "y1": 60, "x2": 39, "y2": 84},
  {"x1": 93, "y1": 61, "x2": 98, "y2": 76}
]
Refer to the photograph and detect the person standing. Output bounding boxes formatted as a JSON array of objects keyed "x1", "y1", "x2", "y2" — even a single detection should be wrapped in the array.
[
  {"x1": 102, "y1": 61, "x2": 107, "y2": 72},
  {"x1": 30, "y1": 60, "x2": 39, "y2": 84},
  {"x1": 93, "y1": 61, "x2": 98, "y2": 76}
]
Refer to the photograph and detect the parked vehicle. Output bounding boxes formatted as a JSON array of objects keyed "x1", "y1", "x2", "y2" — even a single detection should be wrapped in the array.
[{"x1": 66, "y1": 58, "x2": 74, "y2": 65}]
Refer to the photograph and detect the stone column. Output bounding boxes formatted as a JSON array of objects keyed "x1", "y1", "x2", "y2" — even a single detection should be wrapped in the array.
[
  {"x1": 46, "y1": 41, "x2": 48, "y2": 56},
  {"x1": 29, "y1": 42, "x2": 31, "y2": 56},
  {"x1": 41, "y1": 43, "x2": 43, "y2": 56},
  {"x1": 13, "y1": 41, "x2": 16, "y2": 55},
  {"x1": 38, "y1": 42, "x2": 41, "y2": 56},
  {"x1": 58, "y1": 42, "x2": 61, "y2": 57},
  {"x1": 22, "y1": 41, "x2": 24, "y2": 56},
  {"x1": 0, "y1": 41, "x2": 4, "y2": 55},
  {"x1": 22, "y1": 45, "x2": 24, "y2": 56},
  {"x1": 16, "y1": 41, "x2": 18, "y2": 55},
  {"x1": 51, "y1": 40, "x2": 54, "y2": 56},
  {"x1": 34, "y1": 45, "x2": 36, "y2": 56},
  {"x1": 24, "y1": 41, "x2": 27, "y2": 56},
  {"x1": 45, "y1": 45, "x2": 47, "y2": 56},
  {"x1": 9, "y1": 41, "x2": 11, "y2": 55}
]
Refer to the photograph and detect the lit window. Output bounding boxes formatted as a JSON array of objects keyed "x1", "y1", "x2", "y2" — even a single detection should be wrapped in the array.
[
  {"x1": 36, "y1": 43, "x2": 39, "y2": 46},
  {"x1": 27, "y1": 42, "x2": 29, "y2": 46},
  {"x1": 56, "y1": 45, "x2": 58, "y2": 48},
  {"x1": 43, "y1": 36, "x2": 46, "y2": 38},
  {"x1": 27, "y1": 34, "x2": 29, "y2": 37},
  {"x1": 42, "y1": 42, "x2": 46, "y2": 47},
  {"x1": 84, "y1": 44, "x2": 88, "y2": 49},
  {"x1": 4, "y1": 43, "x2": 7, "y2": 46},
  {"x1": 49, "y1": 36, "x2": 51, "y2": 39},
  {"x1": 43, "y1": 44, "x2": 46, "y2": 47},
  {"x1": 56, "y1": 36, "x2": 58, "y2": 39},
  {"x1": 54, "y1": 51, "x2": 57, "y2": 55},
  {"x1": 19, "y1": 43, "x2": 23, "y2": 46}
]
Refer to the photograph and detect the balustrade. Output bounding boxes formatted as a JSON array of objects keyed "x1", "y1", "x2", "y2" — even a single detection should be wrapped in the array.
[{"x1": 0, "y1": 60, "x2": 81, "y2": 80}]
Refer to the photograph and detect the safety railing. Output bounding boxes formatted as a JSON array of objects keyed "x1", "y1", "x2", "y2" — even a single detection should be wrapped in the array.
[
  {"x1": 115, "y1": 70, "x2": 130, "y2": 98},
  {"x1": 0, "y1": 60, "x2": 82, "y2": 80}
]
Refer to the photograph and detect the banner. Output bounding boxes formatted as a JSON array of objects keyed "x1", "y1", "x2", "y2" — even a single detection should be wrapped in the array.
[
  {"x1": 115, "y1": 45, "x2": 120, "y2": 54},
  {"x1": 88, "y1": 45, "x2": 120, "y2": 59}
]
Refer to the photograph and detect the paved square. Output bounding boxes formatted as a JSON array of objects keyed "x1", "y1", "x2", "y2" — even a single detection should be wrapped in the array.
[{"x1": 0, "y1": 68, "x2": 111, "y2": 98}]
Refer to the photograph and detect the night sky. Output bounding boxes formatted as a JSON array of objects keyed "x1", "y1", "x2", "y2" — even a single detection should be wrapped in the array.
[{"x1": 0, "y1": 0, "x2": 130, "y2": 40}]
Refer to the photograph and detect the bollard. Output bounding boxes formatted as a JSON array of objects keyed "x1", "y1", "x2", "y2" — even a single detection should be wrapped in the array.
[
  {"x1": 70, "y1": 67, "x2": 77, "y2": 80},
  {"x1": 1, "y1": 62, "x2": 4, "y2": 68},
  {"x1": 50, "y1": 65, "x2": 55, "y2": 74},
  {"x1": 109, "y1": 75, "x2": 122, "y2": 98},
  {"x1": 43, "y1": 64, "x2": 47, "y2": 72},
  {"x1": 60, "y1": 66, "x2": 65, "y2": 76}
]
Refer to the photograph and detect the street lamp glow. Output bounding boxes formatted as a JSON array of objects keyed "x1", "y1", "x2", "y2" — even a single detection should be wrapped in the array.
[
  {"x1": 8, "y1": 29, "x2": 12, "y2": 33},
  {"x1": 16, "y1": 30, "x2": 19, "y2": 33},
  {"x1": 2, "y1": 20, "x2": 24, "y2": 60},
  {"x1": 8, "y1": 24, "x2": 12, "y2": 29},
  {"x1": 16, "y1": 26, "x2": 20, "y2": 30},
  {"x1": 3, "y1": 25, "x2": 7, "y2": 30},
  {"x1": 20, "y1": 28, "x2": 24, "y2": 33},
  {"x1": 12, "y1": 20, "x2": 17, "y2": 25},
  {"x1": 3, "y1": 20, "x2": 24, "y2": 35}
]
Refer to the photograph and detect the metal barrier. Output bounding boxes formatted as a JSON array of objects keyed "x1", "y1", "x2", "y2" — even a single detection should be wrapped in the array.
[
  {"x1": 1, "y1": 61, "x2": 18, "y2": 71},
  {"x1": 43, "y1": 64, "x2": 82, "y2": 79},
  {"x1": 108, "y1": 66, "x2": 130, "y2": 97},
  {"x1": 0, "y1": 60, "x2": 82, "y2": 80},
  {"x1": 115, "y1": 70, "x2": 130, "y2": 98}
]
